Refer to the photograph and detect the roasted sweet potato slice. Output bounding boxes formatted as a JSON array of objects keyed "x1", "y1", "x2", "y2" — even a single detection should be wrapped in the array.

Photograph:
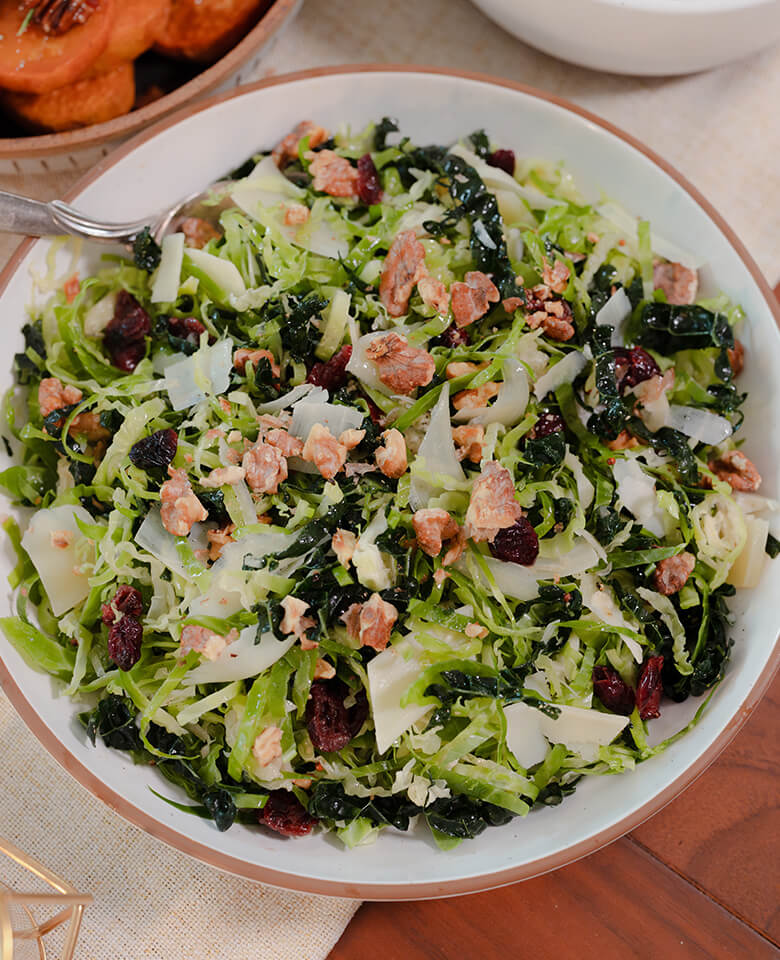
[
  {"x1": 153, "y1": 0, "x2": 268, "y2": 62},
  {"x1": 1, "y1": 61, "x2": 134, "y2": 132},
  {"x1": 90, "y1": 0, "x2": 171, "y2": 73},
  {"x1": 0, "y1": 0, "x2": 114, "y2": 95}
]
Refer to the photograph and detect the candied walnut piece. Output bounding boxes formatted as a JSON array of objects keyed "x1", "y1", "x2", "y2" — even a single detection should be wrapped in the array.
[
  {"x1": 728, "y1": 339, "x2": 744, "y2": 377},
  {"x1": 233, "y1": 348, "x2": 280, "y2": 377},
  {"x1": 542, "y1": 258, "x2": 570, "y2": 294},
  {"x1": 280, "y1": 596, "x2": 316, "y2": 644},
  {"x1": 243, "y1": 440, "x2": 288, "y2": 494},
  {"x1": 252, "y1": 725, "x2": 283, "y2": 766},
  {"x1": 412, "y1": 508, "x2": 460, "y2": 557},
  {"x1": 340, "y1": 602, "x2": 362, "y2": 641},
  {"x1": 452, "y1": 424, "x2": 485, "y2": 464},
  {"x1": 541, "y1": 314, "x2": 575, "y2": 342},
  {"x1": 314, "y1": 657, "x2": 337, "y2": 680},
  {"x1": 446, "y1": 361, "x2": 488, "y2": 380},
  {"x1": 180, "y1": 216, "x2": 221, "y2": 249},
  {"x1": 451, "y1": 271, "x2": 500, "y2": 328},
  {"x1": 452, "y1": 382, "x2": 500, "y2": 412},
  {"x1": 38, "y1": 377, "x2": 83, "y2": 418},
  {"x1": 465, "y1": 461, "x2": 522, "y2": 543},
  {"x1": 331, "y1": 528, "x2": 358, "y2": 567},
  {"x1": 307, "y1": 149, "x2": 359, "y2": 198},
  {"x1": 379, "y1": 230, "x2": 427, "y2": 318},
  {"x1": 259, "y1": 790, "x2": 318, "y2": 837},
  {"x1": 365, "y1": 332, "x2": 435, "y2": 395},
  {"x1": 709, "y1": 450, "x2": 761, "y2": 492},
  {"x1": 264, "y1": 428, "x2": 303, "y2": 458},
  {"x1": 653, "y1": 261, "x2": 698, "y2": 305},
  {"x1": 302, "y1": 423, "x2": 347, "y2": 480},
  {"x1": 592, "y1": 665, "x2": 636, "y2": 715},
  {"x1": 359, "y1": 593, "x2": 398, "y2": 652},
  {"x1": 179, "y1": 624, "x2": 233, "y2": 661},
  {"x1": 200, "y1": 465, "x2": 246, "y2": 488},
  {"x1": 418, "y1": 275, "x2": 450, "y2": 316},
  {"x1": 272, "y1": 120, "x2": 329, "y2": 168},
  {"x1": 283, "y1": 203, "x2": 310, "y2": 226},
  {"x1": 207, "y1": 523, "x2": 236, "y2": 562},
  {"x1": 375, "y1": 428, "x2": 407, "y2": 479},
  {"x1": 306, "y1": 679, "x2": 368, "y2": 752},
  {"x1": 636, "y1": 655, "x2": 665, "y2": 720},
  {"x1": 160, "y1": 467, "x2": 208, "y2": 536},
  {"x1": 653, "y1": 551, "x2": 696, "y2": 596},
  {"x1": 441, "y1": 527, "x2": 467, "y2": 568},
  {"x1": 339, "y1": 428, "x2": 365, "y2": 451},
  {"x1": 605, "y1": 430, "x2": 639, "y2": 451}
]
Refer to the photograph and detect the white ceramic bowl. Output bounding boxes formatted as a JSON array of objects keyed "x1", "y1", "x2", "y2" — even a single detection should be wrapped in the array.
[
  {"x1": 470, "y1": 0, "x2": 780, "y2": 76},
  {"x1": 0, "y1": 67, "x2": 778, "y2": 899}
]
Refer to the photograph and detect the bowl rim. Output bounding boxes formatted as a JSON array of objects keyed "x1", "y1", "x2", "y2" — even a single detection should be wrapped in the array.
[
  {"x1": 0, "y1": 0, "x2": 300, "y2": 160},
  {"x1": 0, "y1": 63, "x2": 778, "y2": 900}
]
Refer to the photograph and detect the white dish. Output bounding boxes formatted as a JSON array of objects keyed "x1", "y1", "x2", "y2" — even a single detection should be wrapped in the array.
[
  {"x1": 469, "y1": 0, "x2": 780, "y2": 76},
  {"x1": 0, "y1": 67, "x2": 778, "y2": 899}
]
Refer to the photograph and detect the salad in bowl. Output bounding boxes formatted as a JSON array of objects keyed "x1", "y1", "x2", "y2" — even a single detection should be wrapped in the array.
[{"x1": 1, "y1": 117, "x2": 773, "y2": 849}]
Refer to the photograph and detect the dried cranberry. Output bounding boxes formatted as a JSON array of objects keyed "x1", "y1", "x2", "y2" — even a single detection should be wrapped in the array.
[
  {"x1": 167, "y1": 316, "x2": 208, "y2": 346},
  {"x1": 593, "y1": 665, "x2": 636, "y2": 715},
  {"x1": 636, "y1": 655, "x2": 664, "y2": 720},
  {"x1": 489, "y1": 517, "x2": 539, "y2": 566},
  {"x1": 356, "y1": 153, "x2": 383, "y2": 205},
  {"x1": 101, "y1": 585, "x2": 144, "y2": 624},
  {"x1": 306, "y1": 679, "x2": 368, "y2": 753},
  {"x1": 259, "y1": 790, "x2": 317, "y2": 837},
  {"x1": 104, "y1": 291, "x2": 151, "y2": 371},
  {"x1": 437, "y1": 323, "x2": 470, "y2": 348},
  {"x1": 306, "y1": 345, "x2": 353, "y2": 392},
  {"x1": 531, "y1": 411, "x2": 565, "y2": 438},
  {"x1": 107, "y1": 615, "x2": 143, "y2": 671},
  {"x1": 613, "y1": 346, "x2": 660, "y2": 394},
  {"x1": 129, "y1": 428, "x2": 178, "y2": 470},
  {"x1": 487, "y1": 149, "x2": 515, "y2": 176}
]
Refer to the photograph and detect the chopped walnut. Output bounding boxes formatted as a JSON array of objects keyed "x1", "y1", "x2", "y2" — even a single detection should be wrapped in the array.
[
  {"x1": 605, "y1": 430, "x2": 639, "y2": 451},
  {"x1": 465, "y1": 461, "x2": 522, "y2": 543},
  {"x1": 379, "y1": 230, "x2": 428, "y2": 317},
  {"x1": 340, "y1": 602, "x2": 362, "y2": 641},
  {"x1": 207, "y1": 523, "x2": 236, "y2": 562},
  {"x1": 302, "y1": 423, "x2": 347, "y2": 480},
  {"x1": 542, "y1": 258, "x2": 570, "y2": 294},
  {"x1": 180, "y1": 624, "x2": 235, "y2": 661},
  {"x1": 541, "y1": 315, "x2": 575, "y2": 342},
  {"x1": 452, "y1": 382, "x2": 500, "y2": 411},
  {"x1": 252, "y1": 726, "x2": 283, "y2": 767},
  {"x1": 272, "y1": 121, "x2": 329, "y2": 168},
  {"x1": 451, "y1": 271, "x2": 500, "y2": 328},
  {"x1": 653, "y1": 261, "x2": 698, "y2": 305},
  {"x1": 160, "y1": 467, "x2": 208, "y2": 537},
  {"x1": 452, "y1": 424, "x2": 485, "y2": 463},
  {"x1": 441, "y1": 528, "x2": 466, "y2": 567},
  {"x1": 502, "y1": 296, "x2": 525, "y2": 312},
  {"x1": 653, "y1": 552, "x2": 696, "y2": 596},
  {"x1": 38, "y1": 377, "x2": 83, "y2": 417},
  {"x1": 280, "y1": 596, "x2": 316, "y2": 644},
  {"x1": 313, "y1": 658, "x2": 336, "y2": 680},
  {"x1": 365, "y1": 332, "x2": 435, "y2": 395},
  {"x1": 375, "y1": 428, "x2": 407, "y2": 479},
  {"x1": 358, "y1": 593, "x2": 398, "y2": 651},
  {"x1": 233, "y1": 348, "x2": 280, "y2": 378},
  {"x1": 307, "y1": 150, "x2": 359, "y2": 198},
  {"x1": 265, "y1": 428, "x2": 304, "y2": 458},
  {"x1": 180, "y1": 217, "x2": 221, "y2": 249},
  {"x1": 412, "y1": 508, "x2": 460, "y2": 557},
  {"x1": 332, "y1": 528, "x2": 358, "y2": 567},
  {"x1": 465, "y1": 622, "x2": 489, "y2": 639},
  {"x1": 728, "y1": 339, "x2": 744, "y2": 377},
  {"x1": 339, "y1": 428, "x2": 365, "y2": 451},
  {"x1": 243, "y1": 440, "x2": 288, "y2": 494},
  {"x1": 709, "y1": 450, "x2": 762, "y2": 492},
  {"x1": 284, "y1": 203, "x2": 310, "y2": 226},
  {"x1": 446, "y1": 361, "x2": 488, "y2": 380},
  {"x1": 200, "y1": 465, "x2": 246, "y2": 488},
  {"x1": 418, "y1": 275, "x2": 450, "y2": 315}
]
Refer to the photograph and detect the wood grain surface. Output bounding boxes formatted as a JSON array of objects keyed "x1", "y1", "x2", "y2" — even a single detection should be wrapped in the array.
[{"x1": 329, "y1": 282, "x2": 780, "y2": 960}]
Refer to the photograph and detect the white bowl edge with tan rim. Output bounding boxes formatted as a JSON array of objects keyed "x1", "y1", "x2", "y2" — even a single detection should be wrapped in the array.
[{"x1": 0, "y1": 66, "x2": 778, "y2": 900}]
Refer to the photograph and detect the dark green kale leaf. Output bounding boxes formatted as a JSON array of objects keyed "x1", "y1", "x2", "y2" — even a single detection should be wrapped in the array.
[
  {"x1": 196, "y1": 488, "x2": 230, "y2": 525},
  {"x1": 277, "y1": 294, "x2": 329, "y2": 362},
  {"x1": 132, "y1": 227, "x2": 162, "y2": 272},
  {"x1": 373, "y1": 117, "x2": 400, "y2": 151},
  {"x1": 636, "y1": 302, "x2": 734, "y2": 354},
  {"x1": 523, "y1": 433, "x2": 566, "y2": 467},
  {"x1": 765, "y1": 533, "x2": 780, "y2": 559},
  {"x1": 80, "y1": 694, "x2": 141, "y2": 751},
  {"x1": 425, "y1": 795, "x2": 514, "y2": 839},
  {"x1": 468, "y1": 129, "x2": 490, "y2": 158},
  {"x1": 593, "y1": 505, "x2": 623, "y2": 545},
  {"x1": 252, "y1": 356, "x2": 280, "y2": 402},
  {"x1": 202, "y1": 788, "x2": 237, "y2": 832},
  {"x1": 308, "y1": 780, "x2": 423, "y2": 831},
  {"x1": 14, "y1": 320, "x2": 46, "y2": 385}
]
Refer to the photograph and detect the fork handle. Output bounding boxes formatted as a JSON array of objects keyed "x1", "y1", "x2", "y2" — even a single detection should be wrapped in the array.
[{"x1": 0, "y1": 191, "x2": 150, "y2": 243}]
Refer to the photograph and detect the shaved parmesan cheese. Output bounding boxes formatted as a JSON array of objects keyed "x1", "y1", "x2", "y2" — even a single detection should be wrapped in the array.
[
  {"x1": 728, "y1": 514, "x2": 769, "y2": 589},
  {"x1": 450, "y1": 144, "x2": 559, "y2": 210},
  {"x1": 563, "y1": 447, "x2": 594, "y2": 509},
  {"x1": 215, "y1": 531, "x2": 295, "y2": 573},
  {"x1": 290, "y1": 400, "x2": 364, "y2": 439},
  {"x1": 83, "y1": 290, "x2": 117, "y2": 338},
  {"x1": 21, "y1": 504, "x2": 95, "y2": 616},
  {"x1": 184, "y1": 248, "x2": 246, "y2": 298},
  {"x1": 164, "y1": 339, "x2": 232, "y2": 410},
  {"x1": 135, "y1": 508, "x2": 208, "y2": 581},
  {"x1": 187, "y1": 627, "x2": 296, "y2": 684},
  {"x1": 581, "y1": 573, "x2": 643, "y2": 663},
  {"x1": 613, "y1": 458, "x2": 667, "y2": 537},
  {"x1": 666, "y1": 405, "x2": 733, "y2": 446},
  {"x1": 409, "y1": 383, "x2": 465, "y2": 511},
  {"x1": 594, "y1": 287, "x2": 631, "y2": 346},
  {"x1": 503, "y1": 702, "x2": 550, "y2": 769},
  {"x1": 367, "y1": 646, "x2": 430, "y2": 754},
  {"x1": 533, "y1": 350, "x2": 587, "y2": 400},
  {"x1": 733, "y1": 492, "x2": 780, "y2": 515},
  {"x1": 255, "y1": 383, "x2": 326, "y2": 414},
  {"x1": 597, "y1": 201, "x2": 704, "y2": 270},
  {"x1": 454, "y1": 358, "x2": 529, "y2": 426},
  {"x1": 151, "y1": 232, "x2": 184, "y2": 303}
]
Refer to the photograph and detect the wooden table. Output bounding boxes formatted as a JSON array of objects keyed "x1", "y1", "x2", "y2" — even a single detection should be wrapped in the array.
[{"x1": 330, "y1": 285, "x2": 780, "y2": 960}]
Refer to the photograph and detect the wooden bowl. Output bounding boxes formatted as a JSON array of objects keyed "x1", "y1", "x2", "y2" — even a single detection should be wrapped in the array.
[{"x1": 0, "y1": 0, "x2": 301, "y2": 176}]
